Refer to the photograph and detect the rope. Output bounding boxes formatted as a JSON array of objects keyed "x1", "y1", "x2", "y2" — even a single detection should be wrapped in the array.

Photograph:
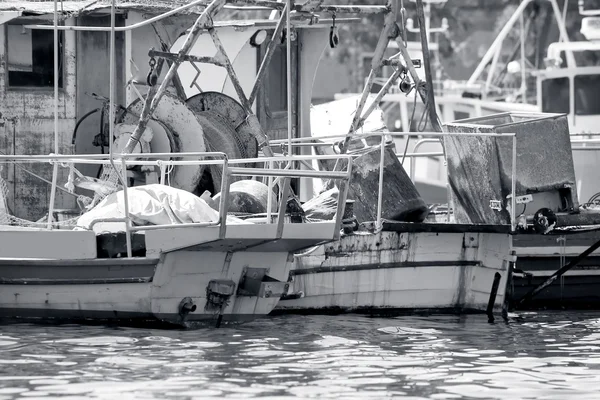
[{"x1": 401, "y1": 88, "x2": 420, "y2": 165}]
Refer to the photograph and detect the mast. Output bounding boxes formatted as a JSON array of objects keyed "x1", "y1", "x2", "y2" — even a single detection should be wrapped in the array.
[{"x1": 415, "y1": 0, "x2": 442, "y2": 132}]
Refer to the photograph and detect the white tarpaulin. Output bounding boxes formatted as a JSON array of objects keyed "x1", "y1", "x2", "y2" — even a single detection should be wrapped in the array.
[{"x1": 77, "y1": 184, "x2": 251, "y2": 234}]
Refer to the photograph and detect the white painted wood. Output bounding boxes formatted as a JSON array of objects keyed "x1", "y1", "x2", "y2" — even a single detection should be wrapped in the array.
[
  {"x1": 0, "y1": 230, "x2": 97, "y2": 259},
  {"x1": 0, "y1": 11, "x2": 22, "y2": 25},
  {"x1": 144, "y1": 226, "x2": 221, "y2": 255},
  {"x1": 150, "y1": 250, "x2": 291, "y2": 318},
  {"x1": 279, "y1": 231, "x2": 512, "y2": 312},
  {"x1": 0, "y1": 283, "x2": 152, "y2": 313}
]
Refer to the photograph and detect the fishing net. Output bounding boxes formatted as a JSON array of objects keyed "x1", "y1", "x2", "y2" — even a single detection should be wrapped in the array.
[{"x1": 0, "y1": 161, "x2": 111, "y2": 229}]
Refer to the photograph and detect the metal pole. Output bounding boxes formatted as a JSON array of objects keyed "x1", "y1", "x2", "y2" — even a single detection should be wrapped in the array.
[
  {"x1": 520, "y1": 3, "x2": 527, "y2": 104},
  {"x1": 47, "y1": 0, "x2": 59, "y2": 229},
  {"x1": 267, "y1": 160, "x2": 273, "y2": 223},
  {"x1": 286, "y1": 0, "x2": 292, "y2": 158},
  {"x1": 415, "y1": 0, "x2": 442, "y2": 132},
  {"x1": 511, "y1": 134, "x2": 517, "y2": 231},
  {"x1": 110, "y1": 0, "x2": 116, "y2": 164},
  {"x1": 120, "y1": 157, "x2": 133, "y2": 258},
  {"x1": 376, "y1": 135, "x2": 385, "y2": 230}
]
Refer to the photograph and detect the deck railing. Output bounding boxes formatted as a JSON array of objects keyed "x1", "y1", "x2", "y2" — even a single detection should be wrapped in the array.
[
  {"x1": 0, "y1": 151, "x2": 352, "y2": 258},
  {"x1": 270, "y1": 130, "x2": 518, "y2": 231}
]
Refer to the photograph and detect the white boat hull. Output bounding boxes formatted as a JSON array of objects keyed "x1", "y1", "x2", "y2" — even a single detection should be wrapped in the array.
[
  {"x1": 277, "y1": 226, "x2": 513, "y2": 314},
  {"x1": 0, "y1": 223, "x2": 339, "y2": 327}
]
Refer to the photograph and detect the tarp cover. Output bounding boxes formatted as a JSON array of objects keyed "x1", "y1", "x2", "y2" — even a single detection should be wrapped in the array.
[{"x1": 77, "y1": 184, "x2": 250, "y2": 234}]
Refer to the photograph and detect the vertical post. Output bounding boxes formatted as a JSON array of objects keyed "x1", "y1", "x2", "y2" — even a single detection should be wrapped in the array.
[
  {"x1": 160, "y1": 162, "x2": 166, "y2": 184},
  {"x1": 109, "y1": 0, "x2": 116, "y2": 160},
  {"x1": 218, "y1": 158, "x2": 230, "y2": 239},
  {"x1": 376, "y1": 134, "x2": 385, "y2": 230},
  {"x1": 276, "y1": 178, "x2": 291, "y2": 238},
  {"x1": 486, "y1": 272, "x2": 502, "y2": 323},
  {"x1": 47, "y1": 0, "x2": 59, "y2": 229},
  {"x1": 267, "y1": 160, "x2": 273, "y2": 223},
  {"x1": 415, "y1": 0, "x2": 442, "y2": 133},
  {"x1": 286, "y1": 0, "x2": 293, "y2": 159},
  {"x1": 502, "y1": 250, "x2": 516, "y2": 321},
  {"x1": 120, "y1": 157, "x2": 133, "y2": 258},
  {"x1": 511, "y1": 134, "x2": 517, "y2": 232},
  {"x1": 520, "y1": 3, "x2": 527, "y2": 104},
  {"x1": 333, "y1": 158, "x2": 353, "y2": 240}
]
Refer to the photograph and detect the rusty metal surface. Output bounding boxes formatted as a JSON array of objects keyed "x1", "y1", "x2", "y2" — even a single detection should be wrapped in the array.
[
  {"x1": 194, "y1": 110, "x2": 244, "y2": 193},
  {"x1": 186, "y1": 92, "x2": 258, "y2": 161},
  {"x1": 444, "y1": 112, "x2": 579, "y2": 225},
  {"x1": 349, "y1": 145, "x2": 428, "y2": 223},
  {"x1": 443, "y1": 129, "x2": 509, "y2": 225}
]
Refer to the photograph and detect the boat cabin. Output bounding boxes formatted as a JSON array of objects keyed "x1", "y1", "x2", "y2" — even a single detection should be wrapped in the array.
[{"x1": 538, "y1": 17, "x2": 600, "y2": 135}]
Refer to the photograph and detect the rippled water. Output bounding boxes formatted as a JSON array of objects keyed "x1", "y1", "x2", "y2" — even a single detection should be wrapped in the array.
[{"x1": 2, "y1": 313, "x2": 600, "y2": 399}]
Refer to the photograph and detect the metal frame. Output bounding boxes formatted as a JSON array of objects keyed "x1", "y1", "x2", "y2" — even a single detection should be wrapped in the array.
[
  {"x1": 272, "y1": 130, "x2": 518, "y2": 231},
  {"x1": 0, "y1": 151, "x2": 353, "y2": 257},
  {"x1": 24, "y1": 0, "x2": 394, "y2": 238}
]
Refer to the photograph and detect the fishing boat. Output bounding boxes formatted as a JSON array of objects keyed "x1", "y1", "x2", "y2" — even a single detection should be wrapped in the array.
[
  {"x1": 274, "y1": 0, "x2": 600, "y2": 316},
  {"x1": 336, "y1": 0, "x2": 600, "y2": 309},
  {"x1": 274, "y1": 0, "x2": 524, "y2": 318},
  {"x1": 447, "y1": 0, "x2": 600, "y2": 309},
  {"x1": 0, "y1": 0, "x2": 360, "y2": 327}
]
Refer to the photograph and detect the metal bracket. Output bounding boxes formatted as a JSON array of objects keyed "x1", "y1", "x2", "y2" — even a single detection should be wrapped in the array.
[
  {"x1": 237, "y1": 267, "x2": 289, "y2": 298},
  {"x1": 463, "y1": 233, "x2": 479, "y2": 248},
  {"x1": 190, "y1": 63, "x2": 203, "y2": 93}
]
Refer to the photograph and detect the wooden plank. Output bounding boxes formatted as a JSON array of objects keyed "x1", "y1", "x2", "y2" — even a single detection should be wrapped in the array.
[{"x1": 0, "y1": 230, "x2": 98, "y2": 259}]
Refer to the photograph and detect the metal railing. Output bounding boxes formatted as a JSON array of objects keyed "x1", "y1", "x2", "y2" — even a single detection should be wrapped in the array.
[
  {"x1": 270, "y1": 130, "x2": 518, "y2": 231},
  {"x1": 0, "y1": 151, "x2": 352, "y2": 258}
]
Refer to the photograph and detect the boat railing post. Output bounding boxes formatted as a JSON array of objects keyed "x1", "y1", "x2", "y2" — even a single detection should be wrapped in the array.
[
  {"x1": 267, "y1": 160, "x2": 273, "y2": 223},
  {"x1": 333, "y1": 156, "x2": 353, "y2": 240},
  {"x1": 376, "y1": 133, "x2": 385, "y2": 230},
  {"x1": 511, "y1": 133, "x2": 517, "y2": 232},
  {"x1": 218, "y1": 157, "x2": 230, "y2": 239},
  {"x1": 276, "y1": 177, "x2": 291, "y2": 238},
  {"x1": 159, "y1": 161, "x2": 167, "y2": 184},
  {"x1": 120, "y1": 157, "x2": 133, "y2": 258}
]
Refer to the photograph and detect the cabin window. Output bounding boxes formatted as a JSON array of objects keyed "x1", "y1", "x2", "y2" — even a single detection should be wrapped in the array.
[
  {"x1": 265, "y1": 45, "x2": 288, "y2": 112},
  {"x1": 574, "y1": 75, "x2": 600, "y2": 115},
  {"x1": 541, "y1": 77, "x2": 570, "y2": 114},
  {"x1": 6, "y1": 24, "x2": 64, "y2": 88}
]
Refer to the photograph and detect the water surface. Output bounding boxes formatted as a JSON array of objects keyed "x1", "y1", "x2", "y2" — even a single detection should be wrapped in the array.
[{"x1": 2, "y1": 312, "x2": 600, "y2": 399}]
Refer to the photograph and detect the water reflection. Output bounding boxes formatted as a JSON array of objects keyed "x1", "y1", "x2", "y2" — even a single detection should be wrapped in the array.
[{"x1": 1, "y1": 313, "x2": 600, "y2": 398}]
